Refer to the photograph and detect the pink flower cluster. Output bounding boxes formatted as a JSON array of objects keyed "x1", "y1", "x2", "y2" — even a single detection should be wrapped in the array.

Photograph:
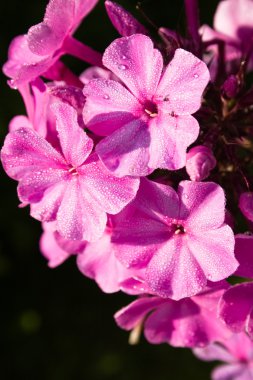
[{"x1": 2, "y1": 0, "x2": 253, "y2": 378}]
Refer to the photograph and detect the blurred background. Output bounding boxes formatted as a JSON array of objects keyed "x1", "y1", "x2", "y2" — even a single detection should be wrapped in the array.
[{"x1": 0, "y1": 1, "x2": 220, "y2": 379}]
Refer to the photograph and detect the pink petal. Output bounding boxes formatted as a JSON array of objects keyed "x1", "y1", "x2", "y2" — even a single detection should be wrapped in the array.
[
  {"x1": 95, "y1": 119, "x2": 151, "y2": 177},
  {"x1": 193, "y1": 344, "x2": 235, "y2": 363},
  {"x1": 188, "y1": 226, "x2": 237, "y2": 282},
  {"x1": 1, "y1": 127, "x2": 65, "y2": 180},
  {"x1": 9, "y1": 115, "x2": 32, "y2": 132},
  {"x1": 40, "y1": 222, "x2": 71, "y2": 267},
  {"x1": 146, "y1": 237, "x2": 207, "y2": 299},
  {"x1": 148, "y1": 114, "x2": 199, "y2": 170},
  {"x1": 53, "y1": 102, "x2": 93, "y2": 167},
  {"x1": 79, "y1": 153, "x2": 140, "y2": 214},
  {"x1": 56, "y1": 177, "x2": 107, "y2": 241},
  {"x1": 18, "y1": 168, "x2": 67, "y2": 203},
  {"x1": 83, "y1": 78, "x2": 142, "y2": 136},
  {"x1": 102, "y1": 34, "x2": 163, "y2": 102},
  {"x1": 234, "y1": 234, "x2": 253, "y2": 278},
  {"x1": 214, "y1": 0, "x2": 253, "y2": 42},
  {"x1": 77, "y1": 230, "x2": 135, "y2": 293},
  {"x1": 105, "y1": 1, "x2": 148, "y2": 37},
  {"x1": 218, "y1": 283, "x2": 253, "y2": 333},
  {"x1": 212, "y1": 364, "x2": 250, "y2": 380},
  {"x1": 115, "y1": 297, "x2": 166, "y2": 330},
  {"x1": 178, "y1": 181, "x2": 227, "y2": 230},
  {"x1": 156, "y1": 48, "x2": 210, "y2": 115},
  {"x1": 31, "y1": 182, "x2": 66, "y2": 221}
]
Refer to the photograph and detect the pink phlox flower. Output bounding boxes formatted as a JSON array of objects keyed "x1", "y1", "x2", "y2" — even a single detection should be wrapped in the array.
[
  {"x1": 115, "y1": 282, "x2": 231, "y2": 348},
  {"x1": 1, "y1": 102, "x2": 139, "y2": 242},
  {"x1": 200, "y1": 0, "x2": 253, "y2": 80},
  {"x1": 112, "y1": 178, "x2": 237, "y2": 300},
  {"x1": 219, "y1": 235, "x2": 253, "y2": 339},
  {"x1": 194, "y1": 332, "x2": 253, "y2": 380},
  {"x1": 3, "y1": 0, "x2": 100, "y2": 88},
  {"x1": 83, "y1": 34, "x2": 210, "y2": 177},
  {"x1": 186, "y1": 145, "x2": 216, "y2": 181}
]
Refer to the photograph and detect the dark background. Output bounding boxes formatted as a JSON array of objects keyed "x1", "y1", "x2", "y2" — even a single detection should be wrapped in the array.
[{"x1": 0, "y1": 1, "x2": 220, "y2": 379}]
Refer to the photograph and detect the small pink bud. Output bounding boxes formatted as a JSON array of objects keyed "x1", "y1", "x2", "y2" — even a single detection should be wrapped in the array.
[
  {"x1": 222, "y1": 75, "x2": 238, "y2": 99},
  {"x1": 186, "y1": 145, "x2": 216, "y2": 181},
  {"x1": 239, "y1": 192, "x2": 253, "y2": 222}
]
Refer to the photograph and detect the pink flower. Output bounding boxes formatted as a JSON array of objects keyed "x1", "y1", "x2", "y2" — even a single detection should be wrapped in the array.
[
  {"x1": 200, "y1": 0, "x2": 253, "y2": 79},
  {"x1": 41, "y1": 217, "x2": 145, "y2": 294},
  {"x1": 1, "y1": 102, "x2": 139, "y2": 241},
  {"x1": 115, "y1": 282, "x2": 230, "y2": 348},
  {"x1": 186, "y1": 145, "x2": 216, "y2": 181},
  {"x1": 83, "y1": 34, "x2": 210, "y2": 176},
  {"x1": 3, "y1": 0, "x2": 101, "y2": 88},
  {"x1": 194, "y1": 333, "x2": 253, "y2": 380},
  {"x1": 112, "y1": 178, "x2": 237, "y2": 299},
  {"x1": 239, "y1": 192, "x2": 253, "y2": 222}
]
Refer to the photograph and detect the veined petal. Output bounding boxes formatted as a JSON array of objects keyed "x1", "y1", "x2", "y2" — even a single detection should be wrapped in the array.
[
  {"x1": 156, "y1": 48, "x2": 210, "y2": 115},
  {"x1": 53, "y1": 102, "x2": 93, "y2": 167},
  {"x1": 103, "y1": 34, "x2": 163, "y2": 102},
  {"x1": 83, "y1": 78, "x2": 142, "y2": 136}
]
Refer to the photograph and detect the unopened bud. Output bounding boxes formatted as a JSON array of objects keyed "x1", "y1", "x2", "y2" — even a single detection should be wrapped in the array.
[{"x1": 186, "y1": 145, "x2": 216, "y2": 181}]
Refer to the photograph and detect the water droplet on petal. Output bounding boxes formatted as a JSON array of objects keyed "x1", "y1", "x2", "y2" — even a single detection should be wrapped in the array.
[
  {"x1": 103, "y1": 94, "x2": 110, "y2": 100},
  {"x1": 194, "y1": 74, "x2": 199, "y2": 78},
  {"x1": 121, "y1": 55, "x2": 127, "y2": 60},
  {"x1": 118, "y1": 64, "x2": 127, "y2": 70}
]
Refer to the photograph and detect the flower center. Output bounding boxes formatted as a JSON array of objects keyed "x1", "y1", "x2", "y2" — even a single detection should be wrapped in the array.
[
  {"x1": 174, "y1": 224, "x2": 186, "y2": 235},
  {"x1": 144, "y1": 101, "x2": 158, "y2": 118},
  {"x1": 68, "y1": 166, "x2": 78, "y2": 176}
]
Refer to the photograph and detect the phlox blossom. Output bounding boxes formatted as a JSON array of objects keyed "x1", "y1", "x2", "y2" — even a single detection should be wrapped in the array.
[
  {"x1": 115, "y1": 282, "x2": 230, "y2": 348},
  {"x1": 112, "y1": 178, "x2": 238, "y2": 299},
  {"x1": 83, "y1": 33, "x2": 210, "y2": 176},
  {"x1": 1, "y1": 102, "x2": 139, "y2": 242}
]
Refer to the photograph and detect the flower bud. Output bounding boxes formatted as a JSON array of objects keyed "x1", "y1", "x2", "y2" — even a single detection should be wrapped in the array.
[
  {"x1": 222, "y1": 75, "x2": 238, "y2": 99},
  {"x1": 239, "y1": 192, "x2": 253, "y2": 222},
  {"x1": 186, "y1": 145, "x2": 216, "y2": 181}
]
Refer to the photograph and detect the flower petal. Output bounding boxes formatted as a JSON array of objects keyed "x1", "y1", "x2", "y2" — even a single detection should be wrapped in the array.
[
  {"x1": 156, "y1": 48, "x2": 210, "y2": 115},
  {"x1": 103, "y1": 34, "x2": 163, "y2": 102}
]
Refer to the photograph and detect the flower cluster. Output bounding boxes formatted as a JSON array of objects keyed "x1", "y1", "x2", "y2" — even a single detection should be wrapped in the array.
[{"x1": 2, "y1": 0, "x2": 253, "y2": 378}]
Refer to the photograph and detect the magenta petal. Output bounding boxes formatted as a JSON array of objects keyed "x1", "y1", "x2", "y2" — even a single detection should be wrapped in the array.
[
  {"x1": 95, "y1": 119, "x2": 151, "y2": 177},
  {"x1": 188, "y1": 226, "x2": 237, "y2": 282},
  {"x1": 56, "y1": 177, "x2": 106, "y2": 241},
  {"x1": 80, "y1": 154, "x2": 140, "y2": 214},
  {"x1": 83, "y1": 78, "x2": 142, "y2": 136},
  {"x1": 53, "y1": 102, "x2": 93, "y2": 167},
  {"x1": 239, "y1": 192, "x2": 253, "y2": 222},
  {"x1": 194, "y1": 344, "x2": 234, "y2": 363},
  {"x1": 9, "y1": 115, "x2": 32, "y2": 132},
  {"x1": 103, "y1": 34, "x2": 163, "y2": 102},
  {"x1": 218, "y1": 283, "x2": 253, "y2": 333},
  {"x1": 156, "y1": 48, "x2": 210, "y2": 114},
  {"x1": 234, "y1": 234, "x2": 253, "y2": 278},
  {"x1": 77, "y1": 231, "x2": 134, "y2": 293},
  {"x1": 146, "y1": 237, "x2": 206, "y2": 299},
  {"x1": 214, "y1": 0, "x2": 253, "y2": 42},
  {"x1": 105, "y1": 1, "x2": 148, "y2": 37},
  {"x1": 148, "y1": 114, "x2": 199, "y2": 170},
  {"x1": 30, "y1": 182, "x2": 65, "y2": 221},
  {"x1": 115, "y1": 297, "x2": 166, "y2": 330},
  {"x1": 1, "y1": 127, "x2": 65, "y2": 180},
  {"x1": 212, "y1": 363, "x2": 250, "y2": 380},
  {"x1": 40, "y1": 222, "x2": 71, "y2": 267},
  {"x1": 179, "y1": 181, "x2": 226, "y2": 230}
]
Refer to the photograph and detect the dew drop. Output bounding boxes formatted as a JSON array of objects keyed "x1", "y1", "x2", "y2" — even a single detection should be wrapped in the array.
[
  {"x1": 118, "y1": 64, "x2": 127, "y2": 70},
  {"x1": 194, "y1": 74, "x2": 199, "y2": 78},
  {"x1": 103, "y1": 94, "x2": 110, "y2": 100},
  {"x1": 121, "y1": 55, "x2": 127, "y2": 60}
]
